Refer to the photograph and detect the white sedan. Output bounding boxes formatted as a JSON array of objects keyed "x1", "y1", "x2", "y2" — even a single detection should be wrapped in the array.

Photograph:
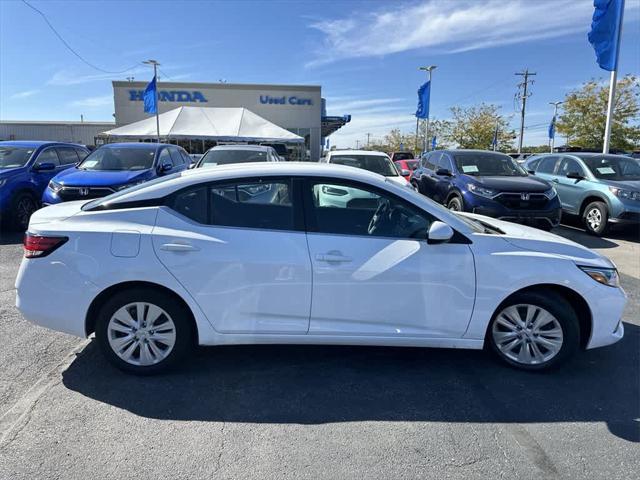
[{"x1": 16, "y1": 163, "x2": 625, "y2": 374}]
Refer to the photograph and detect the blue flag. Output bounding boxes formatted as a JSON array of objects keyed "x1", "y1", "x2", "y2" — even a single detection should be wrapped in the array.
[
  {"x1": 143, "y1": 75, "x2": 158, "y2": 114},
  {"x1": 431, "y1": 136, "x2": 437, "y2": 149},
  {"x1": 588, "y1": 0, "x2": 625, "y2": 71},
  {"x1": 415, "y1": 81, "x2": 430, "y2": 119},
  {"x1": 548, "y1": 116, "x2": 556, "y2": 140},
  {"x1": 492, "y1": 124, "x2": 499, "y2": 148}
]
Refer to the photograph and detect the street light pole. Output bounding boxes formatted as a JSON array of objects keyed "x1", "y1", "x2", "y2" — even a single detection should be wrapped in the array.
[
  {"x1": 143, "y1": 59, "x2": 161, "y2": 143},
  {"x1": 418, "y1": 65, "x2": 436, "y2": 153},
  {"x1": 549, "y1": 101, "x2": 563, "y2": 153}
]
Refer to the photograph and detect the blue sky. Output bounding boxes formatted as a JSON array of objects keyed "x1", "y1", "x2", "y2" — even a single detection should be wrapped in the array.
[{"x1": 1, "y1": 0, "x2": 638, "y2": 148}]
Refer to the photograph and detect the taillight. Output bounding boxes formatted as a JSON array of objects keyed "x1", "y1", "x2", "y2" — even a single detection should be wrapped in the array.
[{"x1": 23, "y1": 233, "x2": 68, "y2": 258}]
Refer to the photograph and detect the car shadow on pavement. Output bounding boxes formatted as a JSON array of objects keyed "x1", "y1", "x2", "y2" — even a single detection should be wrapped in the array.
[
  {"x1": 0, "y1": 231, "x2": 23, "y2": 245},
  {"x1": 62, "y1": 319, "x2": 639, "y2": 443},
  {"x1": 555, "y1": 215, "x2": 640, "y2": 248}
]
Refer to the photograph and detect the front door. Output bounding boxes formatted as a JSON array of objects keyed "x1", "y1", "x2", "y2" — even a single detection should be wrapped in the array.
[
  {"x1": 153, "y1": 177, "x2": 312, "y2": 334},
  {"x1": 554, "y1": 156, "x2": 587, "y2": 213},
  {"x1": 304, "y1": 178, "x2": 476, "y2": 338}
]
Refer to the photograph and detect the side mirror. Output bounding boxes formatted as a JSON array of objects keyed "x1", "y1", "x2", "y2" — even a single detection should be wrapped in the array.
[
  {"x1": 427, "y1": 221, "x2": 454, "y2": 244},
  {"x1": 566, "y1": 171, "x2": 583, "y2": 180},
  {"x1": 435, "y1": 168, "x2": 452, "y2": 176},
  {"x1": 160, "y1": 161, "x2": 173, "y2": 173},
  {"x1": 34, "y1": 162, "x2": 55, "y2": 171},
  {"x1": 401, "y1": 169, "x2": 411, "y2": 176}
]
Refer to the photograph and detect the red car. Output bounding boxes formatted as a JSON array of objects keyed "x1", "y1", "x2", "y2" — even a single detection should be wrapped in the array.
[{"x1": 394, "y1": 158, "x2": 419, "y2": 181}]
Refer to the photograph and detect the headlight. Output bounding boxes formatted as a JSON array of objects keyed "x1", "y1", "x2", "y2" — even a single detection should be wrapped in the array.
[
  {"x1": 609, "y1": 186, "x2": 640, "y2": 201},
  {"x1": 48, "y1": 180, "x2": 62, "y2": 193},
  {"x1": 467, "y1": 183, "x2": 497, "y2": 198},
  {"x1": 544, "y1": 187, "x2": 557, "y2": 199},
  {"x1": 578, "y1": 265, "x2": 620, "y2": 287}
]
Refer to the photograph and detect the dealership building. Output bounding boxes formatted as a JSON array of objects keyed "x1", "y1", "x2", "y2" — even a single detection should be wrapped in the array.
[{"x1": 1, "y1": 81, "x2": 349, "y2": 161}]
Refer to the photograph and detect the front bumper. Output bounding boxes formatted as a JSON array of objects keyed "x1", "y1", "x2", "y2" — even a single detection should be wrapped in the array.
[
  {"x1": 585, "y1": 282, "x2": 626, "y2": 349},
  {"x1": 465, "y1": 193, "x2": 562, "y2": 227}
]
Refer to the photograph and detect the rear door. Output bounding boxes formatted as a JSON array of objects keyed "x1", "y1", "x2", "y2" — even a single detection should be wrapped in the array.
[
  {"x1": 153, "y1": 177, "x2": 312, "y2": 334},
  {"x1": 303, "y1": 177, "x2": 475, "y2": 338}
]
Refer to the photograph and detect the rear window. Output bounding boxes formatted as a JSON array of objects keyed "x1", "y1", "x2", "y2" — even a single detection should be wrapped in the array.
[
  {"x1": 199, "y1": 149, "x2": 268, "y2": 167},
  {"x1": 393, "y1": 152, "x2": 414, "y2": 161},
  {"x1": 330, "y1": 154, "x2": 397, "y2": 176}
]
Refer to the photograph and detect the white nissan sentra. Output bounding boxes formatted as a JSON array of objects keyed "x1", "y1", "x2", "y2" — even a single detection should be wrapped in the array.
[{"x1": 16, "y1": 163, "x2": 625, "y2": 374}]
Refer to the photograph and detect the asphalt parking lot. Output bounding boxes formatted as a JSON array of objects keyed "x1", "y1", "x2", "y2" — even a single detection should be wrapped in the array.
[{"x1": 0, "y1": 220, "x2": 638, "y2": 479}]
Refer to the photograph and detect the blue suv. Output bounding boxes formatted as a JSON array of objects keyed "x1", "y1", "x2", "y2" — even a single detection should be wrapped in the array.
[
  {"x1": 43, "y1": 143, "x2": 191, "y2": 205},
  {"x1": 524, "y1": 152, "x2": 640, "y2": 235},
  {"x1": 0, "y1": 141, "x2": 89, "y2": 230},
  {"x1": 411, "y1": 149, "x2": 561, "y2": 230}
]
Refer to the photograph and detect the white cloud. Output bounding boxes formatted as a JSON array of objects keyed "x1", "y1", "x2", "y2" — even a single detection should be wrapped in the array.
[
  {"x1": 70, "y1": 95, "x2": 113, "y2": 108},
  {"x1": 308, "y1": 0, "x2": 636, "y2": 66},
  {"x1": 9, "y1": 89, "x2": 40, "y2": 99}
]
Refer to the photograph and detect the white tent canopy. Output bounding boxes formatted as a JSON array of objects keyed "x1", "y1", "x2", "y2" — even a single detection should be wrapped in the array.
[{"x1": 101, "y1": 106, "x2": 304, "y2": 143}]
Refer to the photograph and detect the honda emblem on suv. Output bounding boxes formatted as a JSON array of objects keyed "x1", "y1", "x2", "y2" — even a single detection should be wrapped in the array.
[
  {"x1": 79, "y1": 187, "x2": 89, "y2": 196},
  {"x1": 520, "y1": 193, "x2": 530, "y2": 201}
]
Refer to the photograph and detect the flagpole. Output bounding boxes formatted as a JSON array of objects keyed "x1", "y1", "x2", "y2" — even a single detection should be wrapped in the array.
[
  {"x1": 602, "y1": 1, "x2": 624, "y2": 154},
  {"x1": 143, "y1": 59, "x2": 161, "y2": 143}
]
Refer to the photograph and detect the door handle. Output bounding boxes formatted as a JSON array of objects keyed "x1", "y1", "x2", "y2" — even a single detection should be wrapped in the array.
[
  {"x1": 315, "y1": 253, "x2": 352, "y2": 263},
  {"x1": 160, "y1": 243, "x2": 200, "y2": 252}
]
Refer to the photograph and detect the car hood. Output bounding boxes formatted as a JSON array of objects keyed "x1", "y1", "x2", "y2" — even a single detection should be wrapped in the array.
[
  {"x1": 460, "y1": 213, "x2": 614, "y2": 268},
  {"x1": 0, "y1": 166, "x2": 25, "y2": 179},
  {"x1": 466, "y1": 175, "x2": 550, "y2": 192},
  {"x1": 596, "y1": 178, "x2": 640, "y2": 191},
  {"x1": 53, "y1": 168, "x2": 151, "y2": 187}
]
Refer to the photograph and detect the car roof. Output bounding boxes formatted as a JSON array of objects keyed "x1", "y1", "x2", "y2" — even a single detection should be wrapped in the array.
[
  {"x1": 0, "y1": 140, "x2": 86, "y2": 148},
  {"x1": 99, "y1": 142, "x2": 172, "y2": 150},
  {"x1": 328, "y1": 149, "x2": 389, "y2": 157},
  {"x1": 206, "y1": 145, "x2": 273, "y2": 152}
]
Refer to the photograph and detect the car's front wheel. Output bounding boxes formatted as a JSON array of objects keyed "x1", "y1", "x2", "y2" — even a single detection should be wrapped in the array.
[
  {"x1": 447, "y1": 195, "x2": 463, "y2": 211},
  {"x1": 487, "y1": 290, "x2": 579, "y2": 371},
  {"x1": 95, "y1": 288, "x2": 194, "y2": 374},
  {"x1": 11, "y1": 192, "x2": 38, "y2": 231},
  {"x1": 583, "y1": 201, "x2": 609, "y2": 236}
]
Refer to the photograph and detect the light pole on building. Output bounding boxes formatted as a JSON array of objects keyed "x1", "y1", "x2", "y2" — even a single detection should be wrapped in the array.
[
  {"x1": 417, "y1": 65, "x2": 436, "y2": 153},
  {"x1": 143, "y1": 59, "x2": 161, "y2": 143},
  {"x1": 549, "y1": 101, "x2": 563, "y2": 153}
]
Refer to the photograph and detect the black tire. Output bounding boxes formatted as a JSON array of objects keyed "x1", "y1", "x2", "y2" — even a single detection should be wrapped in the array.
[
  {"x1": 447, "y1": 195, "x2": 464, "y2": 212},
  {"x1": 11, "y1": 192, "x2": 38, "y2": 231},
  {"x1": 95, "y1": 288, "x2": 194, "y2": 375},
  {"x1": 486, "y1": 290, "x2": 580, "y2": 371},
  {"x1": 582, "y1": 201, "x2": 608, "y2": 236}
]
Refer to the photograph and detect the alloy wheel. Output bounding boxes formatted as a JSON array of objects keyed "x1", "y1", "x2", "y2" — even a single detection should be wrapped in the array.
[
  {"x1": 491, "y1": 304, "x2": 564, "y2": 365},
  {"x1": 586, "y1": 207, "x2": 602, "y2": 231},
  {"x1": 16, "y1": 197, "x2": 36, "y2": 230},
  {"x1": 107, "y1": 302, "x2": 177, "y2": 366}
]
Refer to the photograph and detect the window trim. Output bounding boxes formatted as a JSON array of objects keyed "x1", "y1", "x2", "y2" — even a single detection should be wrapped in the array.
[{"x1": 33, "y1": 146, "x2": 61, "y2": 168}]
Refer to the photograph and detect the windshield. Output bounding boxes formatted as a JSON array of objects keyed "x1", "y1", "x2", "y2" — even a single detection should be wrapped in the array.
[
  {"x1": 78, "y1": 147, "x2": 156, "y2": 171},
  {"x1": 200, "y1": 149, "x2": 268, "y2": 167},
  {"x1": 0, "y1": 146, "x2": 35, "y2": 169},
  {"x1": 454, "y1": 152, "x2": 527, "y2": 177},
  {"x1": 582, "y1": 155, "x2": 640, "y2": 181},
  {"x1": 330, "y1": 154, "x2": 398, "y2": 176},
  {"x1": 393, "y1": 152, "x2": 414, "y2": 161}
]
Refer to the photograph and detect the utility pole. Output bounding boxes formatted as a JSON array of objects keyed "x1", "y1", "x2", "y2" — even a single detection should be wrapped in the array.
[
  {"x1": 549, "y1": 101, "x2": 563, "y2": 153},
  {"x1": 515, "y1": 69, "x2": 536, "y2": 154},
  {"x1": 143, "y1": 59, "x2": 161, "y2": 143},
  {"x1": 356, "y1": 140, "x2": 360, "y2": 149},
  {"x1": 366, "y1": 133, "x2": 371, "y2": 147},
  {"x1": 418, "y1": 65, "x2": 436, "y2": 153}
]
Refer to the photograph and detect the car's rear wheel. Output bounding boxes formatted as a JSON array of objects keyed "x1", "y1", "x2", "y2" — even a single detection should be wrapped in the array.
[
  {"x1": 11, "y1": 192, "x2": 38, "y2": 231},
  {"x1": 487, "y1": 290, "x2": 579, "y2": 371},
  {"x1": 583, "y1": 201, "x2": 608, "y2": 236},
  {"x1": 95, "y1": 288, "x2": 194, "y2": 374},
  {"x1": 447, "y1": 195, "x2": 463, "y2": 211}
]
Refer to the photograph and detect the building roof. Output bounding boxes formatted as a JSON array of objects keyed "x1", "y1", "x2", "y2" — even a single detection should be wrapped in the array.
[{"x1": 112, "y1": 80, "x2": 320, "y2": 91}]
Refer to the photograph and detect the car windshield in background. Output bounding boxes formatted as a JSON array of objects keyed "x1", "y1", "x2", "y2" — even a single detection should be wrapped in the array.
[
  {"x1": 406, "y1": 160, "x2": 419, "y2": 170},
  {"x1": 394, "y1": 152, "x2": 414, "y2": 161},
  {"x1": 78, "y1": 147, "x2": 155, "y2": 171},
  {"x1": 200, "y1": 149, "x2": 268, "y2": 166},
  {"x1": 454, "y1": 152, "x2": 527, "y2": 177},
  {"x1": 0, "y1": 146, "x2": 34, "y2": 169},
  {"x1": 331, "y1": 155, "x2": 397, "y2": 176},
  {"x1": 582, "y1": 155, "x2": 640, "y2": 181}
]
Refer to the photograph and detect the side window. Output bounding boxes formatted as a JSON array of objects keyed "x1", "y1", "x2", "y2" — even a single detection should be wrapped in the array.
[
  {"x1": 558, "y1": 157, "x2": 584, "y2": 176},
  {"x1": 426, "y1": 152, "x2": 441, "y2": 170},
  {"x1": 526, "y1": 158, "x2": 541, "y2": 171},
  {"x1": 35, "y1": 148, "x2": 60, "y2": 167},
  {"x1": 181, "y1": 150, "x2": 192, "y2": 165},
  {"x1": 171, "y1": 186, "x2": 208, "y2": 224},
  {"x1": 210, "y1": 180, "x2": 293, "y2": 230},
  {"x1": 169, "y1": 147, "x2": 184, "y2": 166},
  {"x1": 74, "y1": 148, "x2": 89, "y2": 161},
  {"x1": 537, "y1": 156, "x2": 559, "y2": 174},
  {"x1": 438, "y1": 154, "x2": 453, "y2": 172},
  {"x1": 56, "y1": 147, "x2": 79, "y2": 165},
  {"x1": 309, "y1": 180, "x2": 433, "y2": 239},
  {"x1": 158, "y1": 148, "x2": 172, "y2": 168}
]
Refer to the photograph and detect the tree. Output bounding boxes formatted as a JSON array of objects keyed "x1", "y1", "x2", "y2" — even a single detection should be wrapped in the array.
[
  {"x1": 556, "y1": 75, "x2": 640, "y2": 151},
  {"x1": 444, "y1": 103, "x2": 514, "y2": 151}
]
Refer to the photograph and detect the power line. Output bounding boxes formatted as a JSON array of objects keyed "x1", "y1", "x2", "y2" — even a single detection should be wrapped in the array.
[{"x1": 21, "y1": 0, "x2": 140, "y2": 74}]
